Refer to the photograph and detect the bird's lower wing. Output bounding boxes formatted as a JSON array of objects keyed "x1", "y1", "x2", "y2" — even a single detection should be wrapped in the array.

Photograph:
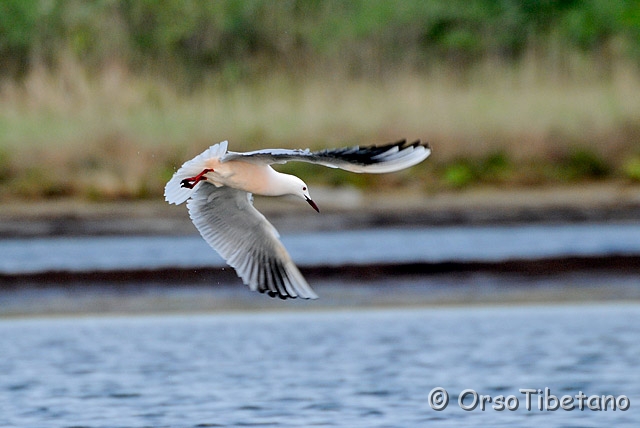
[
  {"x1": 187, "y1": 183, "x2": 317, "y2": 299},
  {"x1": 224, "y1": 139, "x2": 430, "y2": 173}
]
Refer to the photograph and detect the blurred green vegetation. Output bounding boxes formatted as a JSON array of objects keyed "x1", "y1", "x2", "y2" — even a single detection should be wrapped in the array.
[
  {"x1": 2, "y1": 0, "x2": 640, "y2": 85},
  {"x1": 1, "y1": 0, "x2": 640, "y2": 200},
  {"x1": 442, "y1": 152, "x2": 513, "y2": 188},
  {"x1": 622, "y1": 155, "x2": 640, "y2": 181}
]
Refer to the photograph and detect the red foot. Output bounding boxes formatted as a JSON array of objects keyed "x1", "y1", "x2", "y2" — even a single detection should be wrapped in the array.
[{"x1": 180, "y1": 168, "x2": 213, "y2": 189}]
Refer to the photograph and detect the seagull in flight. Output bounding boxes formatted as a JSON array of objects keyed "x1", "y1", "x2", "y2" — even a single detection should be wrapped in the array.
[{"x1": 165, "y1": 139, "x2": 431, "y2": 299}]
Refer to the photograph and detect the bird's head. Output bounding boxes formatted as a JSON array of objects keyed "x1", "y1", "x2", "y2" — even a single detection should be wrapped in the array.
[{"x1": 286, "y1": 175, "x2": 319, "y2": 212}]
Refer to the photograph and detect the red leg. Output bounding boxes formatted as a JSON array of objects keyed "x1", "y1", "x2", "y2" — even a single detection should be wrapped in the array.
[{"x1": 180, "y1": 168, "x2": 213, "y2": 189}]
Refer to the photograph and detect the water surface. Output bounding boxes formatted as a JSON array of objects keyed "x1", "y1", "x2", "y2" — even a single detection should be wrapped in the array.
[
  {"x1": 1, "y1": 223, "x2": 640, "y2": 274},
  {"x1": 1, "y1": 303, "x2": 638, "y2": 427}
]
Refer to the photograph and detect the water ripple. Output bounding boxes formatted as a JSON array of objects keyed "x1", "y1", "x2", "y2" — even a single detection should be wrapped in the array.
[{"x1": 0, "y1": 304, "x2": 638, "y2": 427}]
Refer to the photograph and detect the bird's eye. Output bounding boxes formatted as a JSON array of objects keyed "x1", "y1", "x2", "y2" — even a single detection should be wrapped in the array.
[{"x1": 302, "y1": 186, "x2": 307, "y2": 191}]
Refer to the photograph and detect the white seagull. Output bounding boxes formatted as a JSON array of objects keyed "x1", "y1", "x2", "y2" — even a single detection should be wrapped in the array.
[{"x1": 165, "y1": 139, "x2": 431, "y2": 299}]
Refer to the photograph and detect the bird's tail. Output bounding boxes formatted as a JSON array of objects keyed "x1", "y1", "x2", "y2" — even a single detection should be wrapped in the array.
[{"x1": 164, "y1": 141, "x2": 229, "y2": 205}]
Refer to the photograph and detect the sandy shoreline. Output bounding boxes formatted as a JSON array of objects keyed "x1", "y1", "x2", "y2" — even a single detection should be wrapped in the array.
[
  {"x1": 1, "y1": 183, "x2": 639, "y2": 238},
  {"x1": 2, "y1": 266, "x2": 638, "y2": 317}
]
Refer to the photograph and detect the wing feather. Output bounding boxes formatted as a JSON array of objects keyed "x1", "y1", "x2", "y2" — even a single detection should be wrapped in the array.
[
  {"x1": 186, "y1": 183, "x2": 317, "y2": 299},
  {"x1": 223, "y1": 139, "x2": 430, "y2": 173}
]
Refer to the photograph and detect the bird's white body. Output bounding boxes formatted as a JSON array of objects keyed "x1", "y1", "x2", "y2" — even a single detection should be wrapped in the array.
[
  {"x1": 203, "y1": 159, "x2": 286, "y2": 195},
  {"x1": 165, "y1": 141, "x2": 311, "y2": 204},
  {"x1": 165, "y1": 139, "x2": 431, "y2": 299}
]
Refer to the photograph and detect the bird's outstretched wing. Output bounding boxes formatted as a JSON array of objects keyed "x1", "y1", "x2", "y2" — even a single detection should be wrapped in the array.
[
  {"x1": 187, "y1": 182, "x2": 317, "y2": 299},
  {"x1": 224, "y1": 139, "x2": 430, "y2": 173}
]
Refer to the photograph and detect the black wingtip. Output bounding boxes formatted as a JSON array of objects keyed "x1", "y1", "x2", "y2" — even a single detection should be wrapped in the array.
[
  {"x1": 390, "y1": 138, "x2": 429, "y2": 150},
  {"x1": 369, "y1": 139, "x2": 431, "y2": 155},
  {"x1": 315, "y1": 138, "x2": 431, "y2": 167},
  {"x1": 261, "y1": 287, "x2": 297, "y2": 300}
]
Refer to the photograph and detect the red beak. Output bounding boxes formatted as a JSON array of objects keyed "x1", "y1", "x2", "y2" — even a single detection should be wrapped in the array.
[{"x1": 306, "y1": 197, "x2": 320, "y2": 213}]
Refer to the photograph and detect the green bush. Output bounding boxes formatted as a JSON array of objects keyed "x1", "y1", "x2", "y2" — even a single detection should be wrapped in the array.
[
  {"x1": 622, "y1": 156, "x2": 640, "y2": 181},
  {"x1": 561, "y1": 149, "x2": 610, "y2": 180},
  {"x1": 442, "y1": 152, "x2": 513, "y2": 188},
  {"x1": 443, "y1": 161, "x2": 476, "y2": 188},
  {"x1": 0, "y1": 148, "x2": 12, "y2": 182}
]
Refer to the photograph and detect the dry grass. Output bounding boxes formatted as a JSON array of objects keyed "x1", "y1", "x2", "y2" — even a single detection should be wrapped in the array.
[{"x1": 1, "y1": 56, "x2": 640, "y2": 200}]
